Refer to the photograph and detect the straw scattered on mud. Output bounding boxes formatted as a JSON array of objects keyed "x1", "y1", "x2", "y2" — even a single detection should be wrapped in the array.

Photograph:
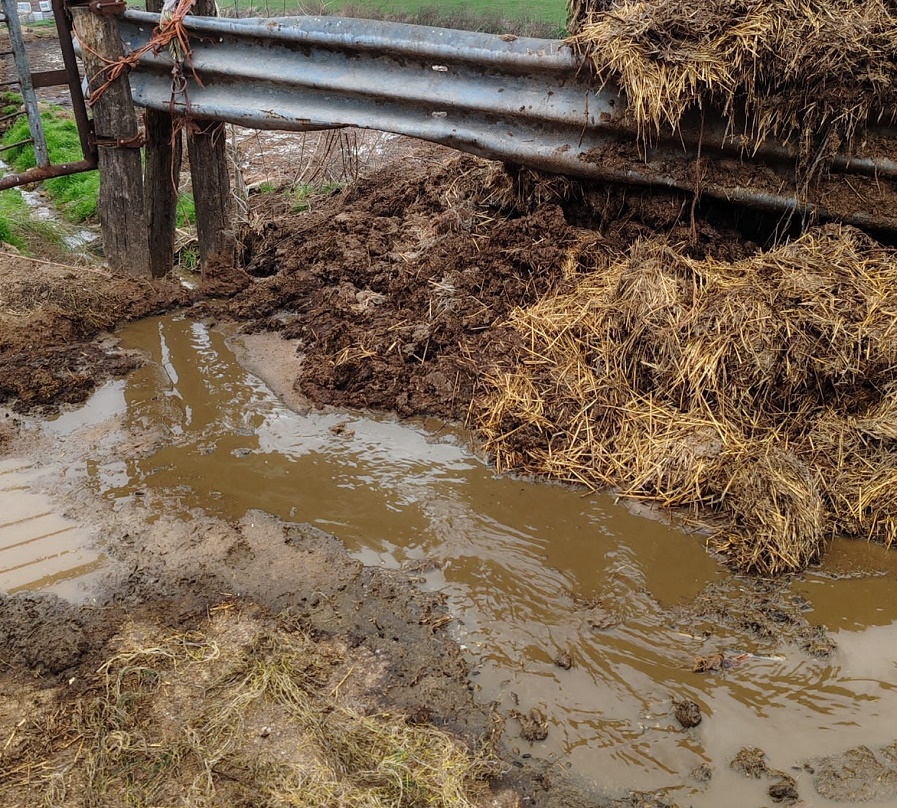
[
  {"x1": 219, "y1": 151, "x2": 897, "y2": 573},
  {"x1": 475, "y1": 224, "x2": 897, "y2": 574},
  {"x1": 569, "y1": 0, "x2": 897, "y2": 174},
  {"x1": 0, "y1": 601, "x2": 497, "y2": 808}
]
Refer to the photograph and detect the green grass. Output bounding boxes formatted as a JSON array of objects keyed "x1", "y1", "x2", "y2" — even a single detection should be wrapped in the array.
[
  {"x1": 290, "y1": 181, "x2": 342, "y2": 212},
  {"x1": 220, "y1": 0, "x2": 568, "y2": 33},
  {"x1": 0, "y1": 187, "x2": 67, "y2": 254},
  {"x1": 1, "y1": 91, "x2": 22, "y2": 117},
  {"x1": 354, "y1": 0, "x2": 566, "y2": 24},
  {"x1": 3, "y1": 107, "x2": 100, "y2": 222},
  {"x1": 177, "y1": 193, "x2": 196, "y2": 227},
  {"x1": 0, "y1": 188, "x2": 29, "y2": 250},
  {"x1": 177, "y1": 242, "x2": 200, "y2": 272}
]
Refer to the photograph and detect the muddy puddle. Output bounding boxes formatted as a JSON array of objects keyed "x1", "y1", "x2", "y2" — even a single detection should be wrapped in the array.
[
  {"x1": 0, "y1": 458, "x2": 105, "y2": 599},
  {"x1": 10, "y1": 312, "x2": 897, "y2": 806}
]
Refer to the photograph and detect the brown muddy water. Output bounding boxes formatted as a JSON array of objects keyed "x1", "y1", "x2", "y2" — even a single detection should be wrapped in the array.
[{"x1": 9, "y1": 313, "x2": 897, "y2": 806}]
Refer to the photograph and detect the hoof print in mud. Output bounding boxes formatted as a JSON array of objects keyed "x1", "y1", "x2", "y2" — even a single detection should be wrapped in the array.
[{"x1": 672, "y1": 698, "x2": 702, "y2": 728}]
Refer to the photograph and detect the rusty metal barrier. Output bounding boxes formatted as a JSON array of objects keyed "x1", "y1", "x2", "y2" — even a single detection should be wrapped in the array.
[{"x1": 0, "y1": 0, "x2": 95, "y2": 191}]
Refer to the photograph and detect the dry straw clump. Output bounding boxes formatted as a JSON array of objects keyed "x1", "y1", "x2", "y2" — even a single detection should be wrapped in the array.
[
  {"x1": 568, "y1": 0, "x2": 897, "y2": 173},
  {"x1": 475, "y1": 224, "x2": 897, "y2": 574}
]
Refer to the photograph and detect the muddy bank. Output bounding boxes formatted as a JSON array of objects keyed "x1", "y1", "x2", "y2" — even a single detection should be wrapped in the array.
[
  {"x1": 0, "y1": 404, "x2": 639, "y2": 807},
  {"x1": 0, "y1": 504, "x2": 490, "y2": 740},
  {"x1": 0, "y1": 254, "x2": 188, "y2": 411}
]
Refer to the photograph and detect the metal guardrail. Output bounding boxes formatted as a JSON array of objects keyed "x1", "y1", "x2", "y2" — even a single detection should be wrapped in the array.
[{"x1": 115, "y1": 12, "x2": 897, "y2": 232}]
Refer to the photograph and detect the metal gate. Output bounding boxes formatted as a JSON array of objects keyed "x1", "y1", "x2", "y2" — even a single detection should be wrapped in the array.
[{"x1": 0, "y1": 0, "x2": 95, "y2": 191}]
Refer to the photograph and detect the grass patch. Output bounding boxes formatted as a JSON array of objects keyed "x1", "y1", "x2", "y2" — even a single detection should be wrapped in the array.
[
  {"x1": 0, "y1": 187, "x2": 67, "y2": 255},
  {"x1": 0, "y1": 188, "x2": 29, "y2": 250},
  {"x1": 177, "y1": 242, "x2": 200, "y2": 272},
  {"x1": 3, "y1": 107, "x2": 99, "y2": 222},
  {"x1": 177, "y1": 192, "x2": 196, "y2": 226},
  {"x1": 290, "y1": 181, "x2": 342, "y2": 212},
  {"x1": 1, "y1": 91, "x2": 22, "y2": 117},
  {"x1": 220, "y1": 0, "x2": 567, "y2": 35}
]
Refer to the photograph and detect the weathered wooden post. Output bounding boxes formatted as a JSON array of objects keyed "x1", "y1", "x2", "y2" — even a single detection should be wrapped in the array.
[
  {"x1": 71, "y1": 3, "x2": 152, "y2": 277},
  {"x1": 186, "y1": 0, "x2": 235, "y2": 274},
  {"x1": 143, "y1": 0, "x2": 182, "y2": 279}
]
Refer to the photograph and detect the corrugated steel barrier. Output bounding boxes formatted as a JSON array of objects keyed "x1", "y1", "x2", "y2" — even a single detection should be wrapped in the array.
[{"x1": 119, "y1": 11, "x2": 897, "y2": 232}]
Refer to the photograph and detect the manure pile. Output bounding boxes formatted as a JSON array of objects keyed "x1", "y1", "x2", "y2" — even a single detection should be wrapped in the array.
[
  {"x1": 234, "y1": 151, "x2": 897, "y2": 573},
  {"x1": 474, "y1": 225, "x2": 897, "y2": 574},
  {"x1": 568, "y1": 0, "x2": 897, "y2": 173}
]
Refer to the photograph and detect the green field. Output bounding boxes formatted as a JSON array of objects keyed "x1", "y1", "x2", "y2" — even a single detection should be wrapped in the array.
[
  {"x1": 219, "y1": 0, "x2": 568, "y2": 33},
  {"x1": 350, "y1": 0, "x2": 566, "y2": 24}
]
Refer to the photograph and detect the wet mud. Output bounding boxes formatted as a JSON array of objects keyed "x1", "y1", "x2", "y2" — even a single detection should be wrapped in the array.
[
  {"x1": 0, "y1": 254, "x2": 188, "y2": 411},
  {"x1": 3, "y1": 147, "x2": 897, "y2": 804},
  {"x1": 3, "y1": 312, "x2": 897, "y2": 805}
]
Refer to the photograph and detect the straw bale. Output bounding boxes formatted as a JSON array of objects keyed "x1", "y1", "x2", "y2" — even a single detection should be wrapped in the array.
[
  {"x1": 474, "y1": 224, "x2": 897, "y2": 573},
  {"x1": 568, "y1": 0, "x2": 897, "y2": 174},
  {"x1": 567, "y1": 0, "x2": 613, "y2": 33}
]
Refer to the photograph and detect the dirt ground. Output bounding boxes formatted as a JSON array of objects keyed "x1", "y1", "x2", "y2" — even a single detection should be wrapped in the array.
[
  {"x1": 0, "y1": 256, "x2": 189, "y2": 411},
  {"x1": 202, "y1": 145, "x2": 759, "y2": 424},
  {"x1": 3, "y1": 141, "x2": 897, "y2": 807}
]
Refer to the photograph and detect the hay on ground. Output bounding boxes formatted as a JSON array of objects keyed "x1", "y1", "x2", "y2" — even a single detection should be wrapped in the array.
[
  {"x1": 475, "y1": 224, "x2": 897, "y2": 574},
  {"x1": 0, "y1": 606, "x2": 495, "y2": 807},
  {"x1": 568, "y1": 0, "x2": 897, "y2": 174}
]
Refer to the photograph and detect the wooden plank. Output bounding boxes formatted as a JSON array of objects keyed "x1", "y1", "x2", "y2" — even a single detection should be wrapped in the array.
[
  {"x1": 143, "y1": 0, "x2": 181, "y2": 278},
  {"x1": 71, "y1": 7, "x2": 151, "y2": 277},
  {"x1": 187, "y1": 0, "x2": 236, "y2": 273}
]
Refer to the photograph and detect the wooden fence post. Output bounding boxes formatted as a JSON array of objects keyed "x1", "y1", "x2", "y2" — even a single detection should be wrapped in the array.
[
  {"x1": 71, "y1": 7, "x2": 151, "y2": 277},
  {"x1": 187, "y1": 0, "x2": 235, "y2": 274},
  {"x1": 143, "y1": 0, "x2": 182, "y2": 279}
]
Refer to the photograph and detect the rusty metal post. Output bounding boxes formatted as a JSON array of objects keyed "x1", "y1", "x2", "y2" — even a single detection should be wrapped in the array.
[
  {"x1": 186, "y1": 0, "x2": 235, "y2": 275},
  {"x1": 71, "y1": 2, "x2": 151, "y2": 276},
  {"x1": 143, "y1": 0, "x2": 180, "y2": 278}
]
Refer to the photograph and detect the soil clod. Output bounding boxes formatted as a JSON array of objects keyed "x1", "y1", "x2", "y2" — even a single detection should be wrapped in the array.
[
  {"x1": 731, "y1": 747, "x2": 771, "y2": 779},
  {"x1": 769, "y1": 774, "x2": 800, "y2": 804},
  {"x1": 554, "y1": 649, "x2": 574, "y2": 669},
  {"x1": 514, "y1": 707, "x2": 549, "y2": 742},
  {"x1": 672, "y1": 698, "x2": 702, "y2": 728}
]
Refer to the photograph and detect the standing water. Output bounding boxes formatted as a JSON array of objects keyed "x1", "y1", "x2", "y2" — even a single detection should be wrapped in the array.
[{"x1": 19, "y1": 314, "x2": 897, "y2": 806}]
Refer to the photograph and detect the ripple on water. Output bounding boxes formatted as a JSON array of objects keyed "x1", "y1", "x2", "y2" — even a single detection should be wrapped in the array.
[{"x1": 29, "y1": 313, "x2": 897, "y2": 807}]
